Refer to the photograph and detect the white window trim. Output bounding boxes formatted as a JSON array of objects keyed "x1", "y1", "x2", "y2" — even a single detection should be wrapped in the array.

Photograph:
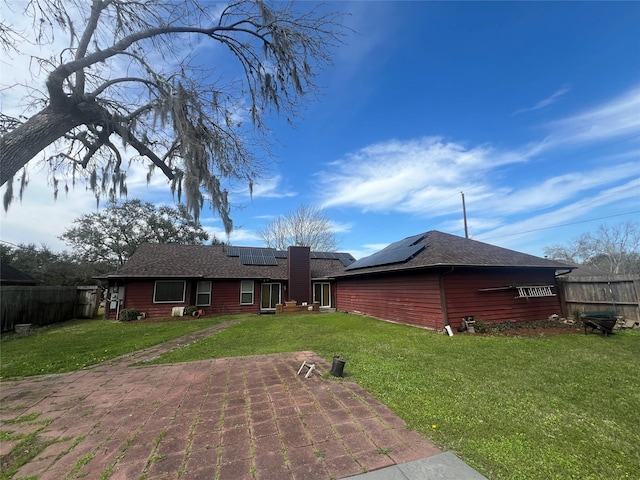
[
  {"x1": 153, "y1": 280, "x2": 186, "y2": 303},
  {"x1": 196, "y1": 281, "x2": 212, "y2": 306},
  {"x1": 240, "y1": 280, "x2": 254, "y2": 305}
]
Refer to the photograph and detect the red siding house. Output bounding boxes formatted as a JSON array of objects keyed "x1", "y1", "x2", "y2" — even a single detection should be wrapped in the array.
[
  {"x1": 334, "y1": 231, "x2": 574, "y2": 331},
  {"x1": 104, "y1": 244, "x2": 355, "y2": 319}
]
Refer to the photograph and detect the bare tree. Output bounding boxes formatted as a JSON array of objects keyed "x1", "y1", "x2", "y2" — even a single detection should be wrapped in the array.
[
  {"x1": 257, "y1": 204, "x2": 339, "y2": 251},
  {"x1": 0, "y1": 0, "x2": 344, "y2": 233},
  {"x1": 544, "y1": 221, "x2": 640, "y2": 274}
]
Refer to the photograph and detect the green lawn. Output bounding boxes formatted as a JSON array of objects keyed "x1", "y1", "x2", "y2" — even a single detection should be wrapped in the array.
[
  {"x1": 1, "y1": 313, "x2": 638, "y2": 479},
  {"x1": 153, "y1": 313, "x2": 640, "y2": 480},
  {"x1": 0, "y1": 316, "x2": 230, "y2": 379}
]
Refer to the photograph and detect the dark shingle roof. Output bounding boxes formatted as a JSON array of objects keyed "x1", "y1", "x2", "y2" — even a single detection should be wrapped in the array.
[
  {"x1": 107, "y1": 244, "x2": 354, "y2": 280},
  {"x1": 0, "y1": 261, "x2": 39, "y2": 285},
  {"x1": 337, "y1": 231, "x2": 573, "y2": 277}
]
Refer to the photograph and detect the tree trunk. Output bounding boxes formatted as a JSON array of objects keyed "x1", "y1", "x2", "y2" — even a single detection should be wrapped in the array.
[{"x1": 0, "y1": 105, "x2": 86, "y2": 185}]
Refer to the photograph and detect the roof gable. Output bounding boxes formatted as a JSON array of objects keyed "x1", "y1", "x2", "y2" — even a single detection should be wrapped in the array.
[{"x1": 340, "y1": 231, "x2": 573, "y2": 276}]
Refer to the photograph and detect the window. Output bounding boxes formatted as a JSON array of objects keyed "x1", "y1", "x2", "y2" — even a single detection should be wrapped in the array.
[
  {"x1": 153, "y1": 280, "x2": 186, "y2": 303},
  {"x1": 196, "y1": 281, "x2": 212, "y2": 306},
  {"x1": 240, "y1": 280, "x2": 254, "y2": 305}
]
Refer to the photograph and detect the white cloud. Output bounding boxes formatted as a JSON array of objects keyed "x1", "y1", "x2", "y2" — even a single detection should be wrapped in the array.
[
  {"x1": 319, "y1": 137, "x2": 526, "y2": 213},
  {"x1": 543, "y1": 85, "x2": 640, "y2": 149},
  {"x1": 476, "y1": 162, "x2": 638, "y2": 216},
  {"x1": 201, "y1": 224, "x2": 260, "y2": 246},
  {"x1": 329, "y1": 221, "x2": 353, "y2": 234},
  {"x1": 318, "y1": 85, "x2": 639, "y2": 225},
  {"x1": 513, "y1": 86, "x2": 570, "y2": 115},
  {"x1": 475, "y1": 177, "x2": 640, "y2": 247},
  {"x1": 317, "y1": 84, "x2": 640, "y2": 258}
]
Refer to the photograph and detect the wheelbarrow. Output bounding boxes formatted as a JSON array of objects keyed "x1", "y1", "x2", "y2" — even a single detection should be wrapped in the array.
[{"x1": 581, "y1": 311, "x2": 617, "y2": 336}]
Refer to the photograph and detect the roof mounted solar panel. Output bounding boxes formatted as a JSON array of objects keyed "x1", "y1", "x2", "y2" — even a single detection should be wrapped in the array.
[
  {"x1": 228, "y1": 246, "x2": 356, "y2": 267},
  {"x1": 229, "y1": 247, "x2": 278, "y2": 265},
  {"x1": 310, "y1": 251, "x2": 356, "y2": 266},
  {"x1": 345, "y1": 236, "x2": 426, "y2": 271},
  {"x1": 239, "y1": 249, "x2": 254, "y2": 265},
  {"x1": 245, "y1": 248, "x2": 277, "y2": 265},
  {"x1": 335, "y1": 252, "x2": 356, "y2": 266},
  {"x1": 395, "y1": 233, "x2": 426, "y2": 248}
]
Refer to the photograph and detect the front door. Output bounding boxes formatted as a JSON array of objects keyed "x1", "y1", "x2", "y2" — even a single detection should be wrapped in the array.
[{"x1": 261, "y1": 283, "x2": 281, "y2": 311}]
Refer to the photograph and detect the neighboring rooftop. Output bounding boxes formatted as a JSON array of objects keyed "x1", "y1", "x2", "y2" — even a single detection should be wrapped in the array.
[{"x1": 0, "y1": 261, "x2": 39, "y2": 285}]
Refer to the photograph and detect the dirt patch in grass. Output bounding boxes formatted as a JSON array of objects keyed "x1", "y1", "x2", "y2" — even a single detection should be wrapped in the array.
[{"x1": 466, "y1": 319, "x2": 587, "y2": 337}]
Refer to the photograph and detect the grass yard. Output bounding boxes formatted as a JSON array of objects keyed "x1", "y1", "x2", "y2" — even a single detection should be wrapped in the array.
[
  {"x1": 153, "y1": 313, "x2": 640, "y2": 480},
  {"x1": 1, "y1": 313, "x2": 638, "y2": 479},
  {"x1": 0, "y1": 316, "x2": 230, "y2": 379}
]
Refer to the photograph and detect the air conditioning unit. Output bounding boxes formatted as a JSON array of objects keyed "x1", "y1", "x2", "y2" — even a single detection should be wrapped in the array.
[{"x1": 171, "y1": 307, "x2": 185, "y2": 317}]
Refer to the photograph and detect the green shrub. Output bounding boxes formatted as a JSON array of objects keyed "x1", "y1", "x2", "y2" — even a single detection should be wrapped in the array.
[
  {"x1": 572, "y1": 308, "x2": 583, "y2": 323},
  {"x1": 119, "y1": 308, "x2": 141, "y2": 322},
  {"x1": 474, "y1": 319, "x2": 488, "y2": 333}
]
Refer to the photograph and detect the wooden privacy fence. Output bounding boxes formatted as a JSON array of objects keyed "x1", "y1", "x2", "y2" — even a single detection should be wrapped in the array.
[
  {"x1": 0, "y1": 285, "x2": 101, "y2": 332},
  {"x1": 556, "y1": 275, "x2": 640, "y2": 321}
]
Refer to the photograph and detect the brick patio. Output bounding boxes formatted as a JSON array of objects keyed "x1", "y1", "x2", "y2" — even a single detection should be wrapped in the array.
[{"x1": 0, "y1": 325, "x2": 441, "y2": 479}]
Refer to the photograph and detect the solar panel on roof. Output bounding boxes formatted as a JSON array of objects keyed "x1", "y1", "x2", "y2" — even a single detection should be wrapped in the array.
[
  {"x1": 335, "y1": 252, "x2": 356, "y2": 266},
  {"x1": 228, "y1": 246, "x2": 357, "y2": 266},
  {"x1": 394, "y1": 233, "x2": 426, "y2": 248},
  {"x1": 345, "y1": 238, "x2": 426, "y2": 271},
  {"x1": 248, "y1": 248, "x2": 278, "y2": 265},
  {"x1": 239, "y1": 250, "x2": 253, "y2": 264},
  {"x1": 229, "y1": 247, "x2": 278, "y2": 265},
  {"x1": 309, "y1": 251, "x2": 356, "y2": 266}
]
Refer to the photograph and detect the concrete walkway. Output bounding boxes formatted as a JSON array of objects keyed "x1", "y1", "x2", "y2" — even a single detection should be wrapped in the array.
[{"x1": 0, "y1": 322, "x2": 486, "y2": 479}]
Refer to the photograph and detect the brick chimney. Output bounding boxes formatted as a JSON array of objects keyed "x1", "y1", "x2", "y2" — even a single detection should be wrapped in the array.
[{"x1": 287, "y1": 246, "x2": 311, "y2": 304}]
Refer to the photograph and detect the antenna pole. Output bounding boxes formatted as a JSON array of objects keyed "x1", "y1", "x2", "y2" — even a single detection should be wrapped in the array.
[{"x1": 461, "y1": 191, "x2": 469, "y2": 239}]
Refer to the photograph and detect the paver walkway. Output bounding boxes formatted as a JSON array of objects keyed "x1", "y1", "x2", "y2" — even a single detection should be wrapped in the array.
[{"x1": 0, "y1": 322, "x2": 441, "y2": 479}]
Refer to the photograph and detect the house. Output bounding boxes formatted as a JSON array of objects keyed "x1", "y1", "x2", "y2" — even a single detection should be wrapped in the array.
[
  {"x1": 104, "y1": 244, "x2": 355, "y2": 319},
  {"x1": 333, "y1": 231, "x2": 574, "y2": 331},
  {"x1": 0, "y1": 261, "x2": 39, "y2": 286}
]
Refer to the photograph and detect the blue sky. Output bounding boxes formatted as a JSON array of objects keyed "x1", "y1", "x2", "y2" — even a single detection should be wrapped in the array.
[{"x1": 1, "y1": 1, "x2": 639, "y2": 260}]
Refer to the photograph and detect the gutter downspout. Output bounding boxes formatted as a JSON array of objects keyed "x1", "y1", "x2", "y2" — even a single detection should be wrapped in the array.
[{"x1": 439, "y1": 267, "x2": 455, "y2": 330}]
